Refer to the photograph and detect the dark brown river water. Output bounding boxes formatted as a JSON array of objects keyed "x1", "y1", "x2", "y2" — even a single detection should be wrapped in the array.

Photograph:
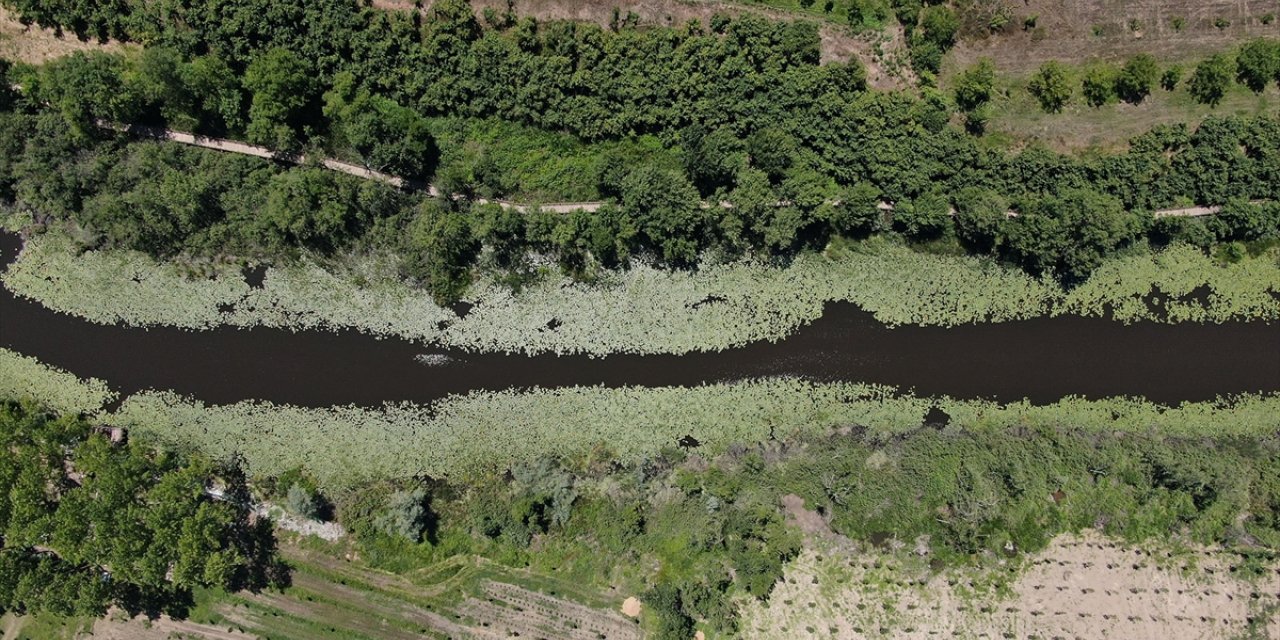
[{"x1": 1, "y1": 232, "x2": 1277, "y2": 407}]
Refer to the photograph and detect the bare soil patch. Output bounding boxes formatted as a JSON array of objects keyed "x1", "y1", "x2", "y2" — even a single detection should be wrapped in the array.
[
  {"x1": 742, "y1": 531, "x2": 1280, "y2": 639},
  {"x1": 949, "y1": 0, "x2": 1280, "y2": 75},
  {"x1": 0, "y1": 6, "x2": 128, "y2": 64}
]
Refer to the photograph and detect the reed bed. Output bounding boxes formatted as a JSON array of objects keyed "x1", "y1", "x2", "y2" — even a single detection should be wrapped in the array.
[
  {"x1": 0, "y1": 348, "x2": 115, "y2": 414},
  {"x1": 5, "y1": 234, "x2": 1277, "y2": 356},
  {"x1": 103, "y1": 380, "x2": 1280, "y2": 489}
]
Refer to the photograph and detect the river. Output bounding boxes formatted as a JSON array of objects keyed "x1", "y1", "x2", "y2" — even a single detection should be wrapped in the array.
[{"x1": 1, "y1": 231, "x2": 1277, "y2": 407}]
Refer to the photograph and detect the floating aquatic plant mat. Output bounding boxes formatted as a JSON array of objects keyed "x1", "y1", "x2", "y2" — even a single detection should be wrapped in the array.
[{"x1": 6, "y1": 234, "x2": 1278, "y2": 356}]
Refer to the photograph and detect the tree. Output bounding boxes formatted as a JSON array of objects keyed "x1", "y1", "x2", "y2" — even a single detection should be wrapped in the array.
[
  {"x1": 1116, "y1": 53, "x2": 1158, "y2": 103},
  {"x1": 953, "y1": 59, "x2": 996, "y2": 112},
  {"x1": 1161, "y1": 66, "x2": 1182, "y2": 91},
  {"x1": 745, "y1": 127, "x2": 796, "y2": 181},
  {"x1": 826, "y1": 182, "x2": 883, "y2": 235},
  {"x1": 182, "y1": 55, "x2": 246, "y2": 135},
  {"x1": 402, "y1": 201, "x2": 480, "y2": 304},
  {"x1": 373, "y1": 488, "x2": 434, "y2": 542},
  {"x1": 893, "y1": 190, "x2": 951, "y2": 239},
  {"x1": 953, "y1": 186, "x2": 1007, "y2": 253},
  {"x1": 1002, "y1": 188, "x2": 1144, "y2": 280},
  {"x1": 259, "y1": 169, "x2": 361, "y2": 251},
  {"x1": 682, "y1": 126, "x2": 746, "y2": 195},
  {"x1": 1235, "y1": 38, "x2": 1280, "y2": 93},
  {"x1": 1027, "y1": 61, "x2": 1072, "y2": 113},
  {"x1": 37, "y1": 52, "x2": 141, "y2": 136},
  {"x1": 0, "y1": 59, "x2": 14, "y2": 111},
  {"x1": 1188, "y1": 54, "x2": 1235, "y2": 106},
  {"x1": 1081, "y1": 64, "x2": 1117, "y2": 107},
  {"x1": 324, "y1": 72, "x2": 438, "y2": 180},
  {"x1": 620, "y1": 166, "x2": 705, "y2": 264},
  {"x1": 243, "y1": 48, "x2": 317, "y2": 151},
  {"x1": 0, "y1": 402, "x2": 283, "y2": 617}
]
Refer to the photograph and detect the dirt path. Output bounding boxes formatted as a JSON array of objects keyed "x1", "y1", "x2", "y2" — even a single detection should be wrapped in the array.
[{"x1": 105, "y1": 121, "x2": 1238, "y2": 220}]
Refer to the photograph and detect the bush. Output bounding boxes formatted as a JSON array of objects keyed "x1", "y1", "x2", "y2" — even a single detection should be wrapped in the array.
[
  {"x1": 374, "y1": 488, "x2": 435, "y2": 542},
  {"x1": 1027, "y1": 61, "x2": 1072, "y2": 113},
  {"x1": 1161, "y1": 66, "x2": 1182, "y2": 91},
  {"x1": 953, "y1": 59, "x2": 996, "y2": 112},
  {"x1": 286, "y1": 483, "x2": 323, "y2": 519},
  {"x1": 1081, "y1": 64, "x2": 1118, "y2": 107},
  {"x1": 1235, "y1": 38, "x2": 1280, "y2": 93},
  {"x1": 1116, "y1": 53, "x2": 1159, "y2": 103},
  {"x1": 1189, "y1": 54, "x2": 1236, "y2": 106}
]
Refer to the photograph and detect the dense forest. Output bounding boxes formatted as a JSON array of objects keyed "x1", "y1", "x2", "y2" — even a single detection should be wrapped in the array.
[
  {"x1": 0, "y1": 402, "x2": 285, "y2": 618},
  {"x1": 1, "y1": 0, "x2": 1278, "y2": 301}
]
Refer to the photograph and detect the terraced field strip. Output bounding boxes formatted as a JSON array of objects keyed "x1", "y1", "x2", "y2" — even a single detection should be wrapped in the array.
[{"x1": 192, "y1": 541, "x2": 640, "y2": 640}]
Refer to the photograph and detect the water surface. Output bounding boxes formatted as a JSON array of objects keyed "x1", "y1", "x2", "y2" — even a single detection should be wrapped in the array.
[{"x1": 2, "y1": 232, "x2": 1276, "y2": 407}]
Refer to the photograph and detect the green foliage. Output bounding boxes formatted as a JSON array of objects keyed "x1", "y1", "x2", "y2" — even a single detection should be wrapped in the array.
[
  {"x1": 953, "y1": 59, "x2": 996, "y2": 112},
  {"x1": 1115, "y1": 53, "x2": 1159, "y2": 103},
  {"x1": 1081, "y1": 64, "x2": 1118, "y2": 107},
  {"x1": 1161, "y1": 65, "x2": 1182, "y2": 91},
  {"x1": 401, "y1": 200, "x2": 480, "y2": 304},
  {"x1": 323, "y1": 72, "x2": 438, "y2": 180},
  {"x1": 243, "y1": 48, "x2": 317, "y2": 151},
  {"x1": 34, "y1": 52, "x2": 141, "y2": 136},
  {"x1": 1002, "y1": 188, "x2": 1144, "y2": 280},
  {"x1": 1027, "y1": 61, "x2": 1072, "y2": 113},
  {"x1": 373, "y1": 488, "x2": 434, "y2": 543},
  {"x1": 0, "y1": 402, "x2": 284, "y2": 617},
  {"x1": 892, "y1": 190, "x2": 951, "y2": 239},
  {"x1": 1189, "y1": 54, "x2": 1236, "y2": 106},
  {"x1": 1235, "y1": 38, "x2": 1280, "y2": 93}
]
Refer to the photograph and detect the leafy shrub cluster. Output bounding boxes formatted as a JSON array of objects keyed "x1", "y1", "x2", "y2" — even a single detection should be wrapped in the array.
[
  {"x1": 317, "y1": 414, "x2": 1280, "y2": 636},
  {"x1": 0, "y1": 401, "x2": 285, "y2": 618},
  {"x1": 1027, "y1": 38, "x2": 1280, "y2": 112}
]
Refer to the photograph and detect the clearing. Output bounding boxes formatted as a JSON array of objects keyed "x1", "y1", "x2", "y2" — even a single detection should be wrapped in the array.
[{"x1": 948, "y1": 0, "x2": 1280, "y2": 75}]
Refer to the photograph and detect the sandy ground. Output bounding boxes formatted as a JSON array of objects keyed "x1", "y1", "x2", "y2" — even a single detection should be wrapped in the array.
[
  {"x1": 742, "y1": 528, "x2": 1280, "y2": 640},
  {"x1": 0, "y1": 7, "x2": 128, "y2": 64},
  {"x1": 948, "y1": 0, "x2": 1280, "y2": 75}
]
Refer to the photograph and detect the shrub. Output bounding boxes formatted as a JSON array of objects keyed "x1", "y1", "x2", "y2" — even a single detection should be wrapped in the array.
[
  {"x1": 1235, "y1": 38, "x2": 1280, "y2": 92},
  {"x1": 1081, "y1": 64, "x2": 1118, "y2": 107},
  {"x1": 953, "y1": 59, "x2": 997, "y2": 112},
  {"x1": 1161, "y1": 66, "x2": 1182, "y2": 91},
  {"x1": 374, "y1": 488, "x2": 434, "y2": 542},
  {"x1": 1027, "y1": 61, "x2": 1072, "y2": 112},
  {"x1": 1189, "y1": 54, "x2": 1236, "y2": 106},
  {"x1": 1116, "y1": 54, "x2": 1159, "y2": 103},
  {"x1": 286, "y1": 483, "x2": 323, "y2": 519}
]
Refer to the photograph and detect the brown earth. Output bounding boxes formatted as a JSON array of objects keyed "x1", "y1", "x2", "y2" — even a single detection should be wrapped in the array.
[
  {"x1": 742, "y1": 530, "x2": 1280, "y2": 639},
  {"x1": 948, "y1": 0, "x2": 1280, "y2": 75},
  {"x1": 0, "y1": 6, "x2": 129, "y2": 64}
]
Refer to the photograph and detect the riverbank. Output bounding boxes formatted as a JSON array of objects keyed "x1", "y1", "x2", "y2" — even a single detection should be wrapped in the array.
[
  {"x1": 3, "y1": 347, "x2": 1276, "y2": 487},
  {"x1": 4, "y1": 231, "x2": 1278, "y2": 357}
]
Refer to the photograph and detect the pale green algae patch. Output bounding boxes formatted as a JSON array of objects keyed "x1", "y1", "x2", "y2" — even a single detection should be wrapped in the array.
[
  {"x1": 0, "y1": 348, "x2": 115, "y2": 414},
  {"x1": 4, "y1": 234, "x2": 1278, "y2": 356}
]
